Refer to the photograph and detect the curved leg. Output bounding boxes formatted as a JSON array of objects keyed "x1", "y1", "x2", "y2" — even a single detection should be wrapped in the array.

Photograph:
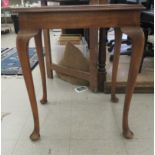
[
  {"x1": 16, "y1": 30, "x2": 41, "y2": 141},
  {"x1": 34, "y1": 30, "x2": 47, "y2": 104},
  {"x1": 121, "y1": 27, "x2": 144, "y2": 139},
  {"x1": 43, "y1": 29, "x2": 53, "y2": 78},
  {"x1": 111, "y1": 28, "x2": 122, "y2": 103}
]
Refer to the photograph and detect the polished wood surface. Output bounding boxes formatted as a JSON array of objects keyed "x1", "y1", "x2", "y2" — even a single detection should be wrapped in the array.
[
  {"x1": 111, "y1": 27, "x2": 144, "y2": 138},
  {"x1": 111, "y1": 28, "x2": 122, "y2": 103},
  {"x1": 13, "y1": 4, "x2": 143, "y2": 12},
  {"x1": 13, "y1": 5, "x2": 143, "y2": 29},
  {"x1": 16, "y1": 30, "x2": 42, "y2": 141},
  {"x1": 121, "y1": 27, "x2": 144, "y2": 139},
  {"x1": 14, "y1": 4, "x2": 144, "y2": 141}
]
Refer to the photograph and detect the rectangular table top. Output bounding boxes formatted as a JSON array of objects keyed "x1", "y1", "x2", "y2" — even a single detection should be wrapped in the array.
[{"x1": 12, "y1": 4, "x2": 144, "y2": 13}]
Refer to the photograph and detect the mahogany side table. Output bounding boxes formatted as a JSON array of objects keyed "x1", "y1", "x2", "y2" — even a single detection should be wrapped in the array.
[{"x1": 13, "y1": 4, "x2": 144, "y2": 141}]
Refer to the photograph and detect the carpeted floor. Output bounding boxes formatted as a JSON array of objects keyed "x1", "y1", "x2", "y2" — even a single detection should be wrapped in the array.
[{"x1": 1, "y1": 47, "x2": 38, "y2": 75}]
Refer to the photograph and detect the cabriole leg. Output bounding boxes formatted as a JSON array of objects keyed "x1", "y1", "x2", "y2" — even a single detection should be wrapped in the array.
[
  {"x1": 121, "y1": 27, "x2": 144, "y2": 139},
  {"x1": 111, "y1": 28, "x2": 122, "y2": 103},
  {"x1": 16, "y1": 30, "x2": 41, "y2": 141},
  {"x1": 34, "y1": 30, "x2": 47, "y2": 104},
  {"x1": 43, "y1": 29, "x2": 53, "y2": 78}
]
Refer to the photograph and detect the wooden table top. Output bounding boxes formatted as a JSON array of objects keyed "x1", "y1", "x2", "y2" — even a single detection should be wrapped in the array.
[{"x1": 12, "y1": 4, "x2": 144, "y2": 13}]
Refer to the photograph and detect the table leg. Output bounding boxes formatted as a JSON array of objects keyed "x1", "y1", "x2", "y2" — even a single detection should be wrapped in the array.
[
  {"x1": 89, "y1": 28, "x2": 98, "y2": 92},
  {"x1": 111, "y1": 28, "x2": 122, "y2": 103},
  {"x1": 43, "y1": 29, "x2": 53, "y2": 78},
  {"x1": 121, "y1": 27, "x2": 144, "y2": 139},
  {"x1": 34, "y1": 30, "x2": 47, "y2": 104},
  {"x1": 98, "y1": 28, "x2": 107, "y2": 92},
  {"x1": 16, "y1": 30, "x2": 41, "y2": 141}
]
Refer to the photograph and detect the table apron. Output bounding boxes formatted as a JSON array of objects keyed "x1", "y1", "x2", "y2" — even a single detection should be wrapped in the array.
[{"x1": 19, "y1": 10, "x2": 140, "y2": 30}]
